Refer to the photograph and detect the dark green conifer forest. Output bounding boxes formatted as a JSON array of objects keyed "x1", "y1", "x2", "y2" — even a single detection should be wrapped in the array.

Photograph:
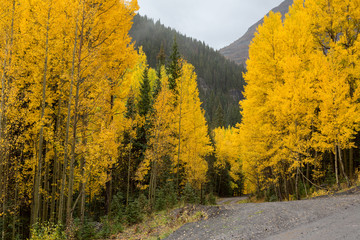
[{"x1": 130, "y1": 14, "x2": 246, "y2": 128}]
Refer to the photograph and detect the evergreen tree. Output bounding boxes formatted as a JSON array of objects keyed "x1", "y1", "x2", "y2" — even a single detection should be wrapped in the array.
[
  {"x1": 167, "y1": 37, "x2": 181, "y2": 92},
  {"x1": 138, "y1": 68, "x2": 152, "y2": 117},
  {"x1": 156, "y1": 43, "x2": 166, "y2": 78},
  {"x1": 125, "y1": 89, "x2": 136, "y2": 119},
  {"x1": 135, "y1": 68, "x2": 152, "y2": 170},
  {"x1": 213, "y1": 104, "x2": 225, "y2": 128},
  {"x1": 154, "y1": 45, "x2": 166, "y2": 98}
]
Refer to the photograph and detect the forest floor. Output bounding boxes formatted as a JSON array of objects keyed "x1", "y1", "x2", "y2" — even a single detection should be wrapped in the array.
[{"x1": 166, "y1": 186, "x2": 360, "y2": 240}]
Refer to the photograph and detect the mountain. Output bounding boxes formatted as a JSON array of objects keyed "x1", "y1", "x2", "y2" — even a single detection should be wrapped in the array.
[
  {"x1": 220, "y1": 0, "x2": 293, "y2": 65},
  {"x1": 130, "y1": 14, "x2": 246, "y2": 128}
]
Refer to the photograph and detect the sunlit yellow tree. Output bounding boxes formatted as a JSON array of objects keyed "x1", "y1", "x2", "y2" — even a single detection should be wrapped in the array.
[
  {"x1": 175, "y1": 62, "x2": 212, "y2": 190},
  {"x1": 213, "y1": 127, "x2": 242, "y2": 191}
]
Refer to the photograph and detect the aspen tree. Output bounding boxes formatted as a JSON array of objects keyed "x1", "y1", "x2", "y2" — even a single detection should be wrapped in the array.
[
  {"x1": 213, "y1": 127, "x2": 241, "y2": 190},
  {"x1": 22, "y1": 0, "x2": 67, "y2": 225},
  {"x1": 268, "y1": 1, "x2": 317, "y2": 198},
  {"x1": 175, "y1": 62, "x2": 212, "y2": 190},
  {"x1": 63, "y1": 0, "x2": 138, "y2": 224},
  {"x1": 0, "y1": 0, "x2": 19, "y2": 238},
  {"x1": 240, "y1": 11, "x2": 284, "y2": 194},
  {"x1": 306, "y1": 0, "x2": 360, "y2": 187},
  {"x1": 58, "y1": 0, "x2": 78, "y2": 224}
]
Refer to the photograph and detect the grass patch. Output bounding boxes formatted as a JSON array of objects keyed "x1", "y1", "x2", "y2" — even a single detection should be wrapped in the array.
[
  {"x1": 236, "y1": 199, "x2": 250, "y2": 204},
  {"x1": 113, "y1": 205, "x2": 208, "y2": 240}
]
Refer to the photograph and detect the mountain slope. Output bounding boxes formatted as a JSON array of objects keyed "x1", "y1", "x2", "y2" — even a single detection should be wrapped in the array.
[
  {"x1": 220, "y1": 0, "x2": 293, "y2": 65},
  {"x1": 130, "y1": 14, "x2": 246, "y2": 128}
]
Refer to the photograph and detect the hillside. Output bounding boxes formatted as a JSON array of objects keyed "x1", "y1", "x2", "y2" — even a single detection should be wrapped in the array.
[
  {"x1": 220, "y1": 0, "x2": 293, "y2": 64},
  {"x1": 130, "y1": 14, "x2": 246, "y2": 128}
]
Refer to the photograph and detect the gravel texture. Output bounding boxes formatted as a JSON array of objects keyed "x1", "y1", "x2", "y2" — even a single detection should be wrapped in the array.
[{"x1": 166, "y1": 187, "x2": 360, "y2": 240}]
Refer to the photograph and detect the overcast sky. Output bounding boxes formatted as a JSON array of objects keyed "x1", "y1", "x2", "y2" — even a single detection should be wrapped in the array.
[{"x1": 137, "y1": 0, "x2": 285, "y2": 50}]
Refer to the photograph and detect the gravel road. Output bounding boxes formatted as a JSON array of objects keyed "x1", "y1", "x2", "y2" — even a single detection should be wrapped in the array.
[{"x1": 166, "y1": 188, "x2": 360, "y2": 240}]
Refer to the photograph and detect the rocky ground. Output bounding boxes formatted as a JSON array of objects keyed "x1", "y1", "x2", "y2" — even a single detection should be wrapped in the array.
[{"x1": 166, "y1": 187, "x2": 360, "y2": 240}]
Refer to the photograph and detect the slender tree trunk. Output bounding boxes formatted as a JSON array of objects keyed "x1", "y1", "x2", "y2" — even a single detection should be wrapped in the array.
[
  {"x1": 284, "y1": 178, "x2": 289, "y2": 201},
  {"x1": 306, "y1": 163, "x2": 309, "y2": 182},
  {"x1": 32, "y1": 3, "x2": 52, "y2": 225},
  {"x1": 58, "y1": 7, "x2": 80, "y2": 224},
  {"x1": 301, "y1": 168, "x2": 308, "y2": 198},
  {"x1": 105, "y1": 91, "x2": 115, "y2": 216},
  {"x1": 42, "y1": 158, "x2": 50, "y2": 222},
  {"x1": 79, "y1": 157, "x2": 85, "y2": 224},
  {"x1": 104, "y1": 172, "x2": 112, "y2": 215},
  {"x1": 80, "y1": 174, "x2": 86, "y2": 225},
  {"x1": 337, "y1": 145, "x2": 350, "y2": 187},
  {"x1": 295, "y1": 167, "x2": 299, "y2": 200},
  {"x1": 277, "y1": 181, "x2": 282, "y2": 201},
  {"x1": 80, "y1": 117, "x2": 87, "y2": 224},
  {"x1": 50, "y1": 99, "x2": 61, "y2": 222},
  {"x1": 334, "y1": 145, "x2": 339, "y2": 188},
  {"x1": 176, "y1": 79, "x2": 183, "y2": 196},
  {"x1": 349, "y1": 148, "x2": 354, "y2": 179},
  {"x1": 12, "y1": 180, "x2": 18, "y2": 240},
  {"x1": 148, "y1": 125, "x2": 160, "y2": 209},
  {"x1": 149, "y1": 161, "x2": 157, "y2": 208},
  {"x1": 218, "y1": 174, "x2": 221, "y2": 196},
  {"x1": 2, "y1": 154, "x2": 8, "y2": 240},
  {"x1": 66, "y1": 72, "x2": 81, "y2": 225},
  {"x1": 126, "y1": 121, "x2": 133, "y2": 206},
  {"x1": 66, "y1": 4, "x2": 86, "y2": 225},
  {"x1": 343, "y1": 149, "x2": 348, "y2": 177}
]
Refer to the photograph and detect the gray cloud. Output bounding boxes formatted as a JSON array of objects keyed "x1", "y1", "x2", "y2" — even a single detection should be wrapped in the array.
[{"x1": 137, "y1": 0, "x2": 285, "y2": 50}]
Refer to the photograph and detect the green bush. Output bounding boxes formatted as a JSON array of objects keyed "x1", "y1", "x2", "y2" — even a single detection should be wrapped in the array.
[
  {"x1": 30, "y1": 222, "x2": 66, "y2": 240},
  {"x1": 125, "y1": 199, "x2": 143, "y2": 225},
  {"x1": 206, "y1": 192, "x2": 216, "y2": 205},
  {"x1": 111, "y1": 191, "x2": 125, "y2": 220},
  {"x1": 138, "y1": 193, "x2": 150, "y2": 213},
  {"x1": 93, "y1": 215, "x2": 123, "y2": 239},
  {"x1": 155, "y1": 188, "x2": 166, "y2": 211},
  {"x1": 74, "y1": 218, "x2": 96, "y2": 240},
  {"x1": 265, "y1": 186, "x2": 278, "y2": 202},
  {"x1": 95, "y1": 216, "x2": 111, "y2": 239},
  {"x1": 164, "y1": 182, "x2": 177, "y2": 208},
  {"x1": 181, "y1": 183, "x2": 199, "y2": 204}
]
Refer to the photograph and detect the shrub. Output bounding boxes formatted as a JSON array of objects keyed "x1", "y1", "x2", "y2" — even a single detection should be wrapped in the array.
[
  {"x1": 155, "y1": 188, "x2": 166, "y2": 211},
  {"x1": 206, "y1": 192, "x2": 216, "y2": 205},
  {"x1": 74, "y1": 218, "x2": 96, "y2": 240},
  {"x1": 138, "y1": 193, "x2": 150, "y2": 214},
  {"x1": 164, "y1": 182, "x2": 177, "y2": 208},
  {"x1": 125, "y1": 199, "x2": 143, "y2": 225},
  {"x1": 111, "y1": 191, "x2": 126, "y2": 220},
  {"x1": 181, "y1": 183, "x2": 199, "y2": 204},
  {"x1": 30, "y1": 222, "x2": 66, "y2": 240}
]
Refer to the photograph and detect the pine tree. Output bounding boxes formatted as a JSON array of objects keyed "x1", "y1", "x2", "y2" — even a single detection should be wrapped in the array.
[
  {"x1": 167, "y1": 37, "x2": 181, "y2": 93},
  {"x1": 154, "y1": 45, "x2": 166, "y2": 98},
  {"x1": 136, "y1": 67, "x2": 177, "y2": 207},
  {"x1": 156, "y1": 43, "x2": 166, "y2": 78},
  {"x1": 138, "y1": 68, "x2": 152, "y2": 117}
]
